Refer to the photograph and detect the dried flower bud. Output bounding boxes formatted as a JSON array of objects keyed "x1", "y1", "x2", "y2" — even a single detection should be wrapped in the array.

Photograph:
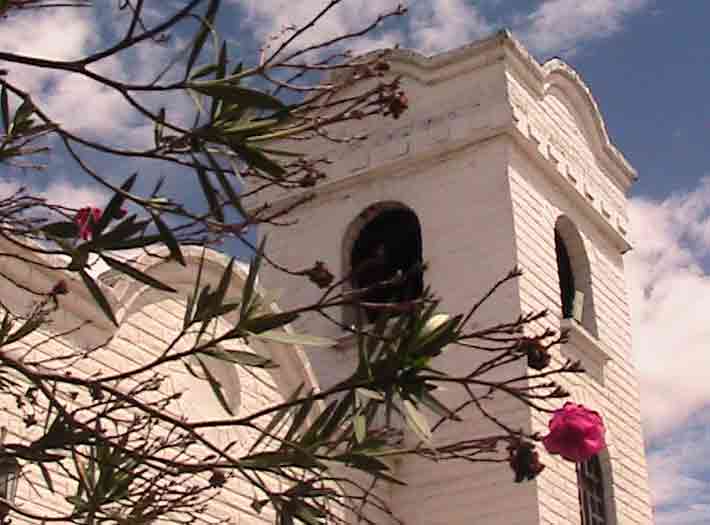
[
  {"x1": 50, "y1": 280, "x2": 68, "y2": 296},
  {"x1": 305, "y1": 261, "x2": 334, "y2": 289},
  {"x1": 519, "y1": 338, "x2": 551, "y2": 371},
  {"x1": 374, "y1": 61, "x2": 390, "y2": 73},
  {"x1": 508, "y1": 440, "x2": 545, "y2": 483},
  {"x1": 387, "y1": 91, "x2": 408, "y2": 119},
  {"x1": 209, "y1": 470, "x2": 227, "y2": 488}
]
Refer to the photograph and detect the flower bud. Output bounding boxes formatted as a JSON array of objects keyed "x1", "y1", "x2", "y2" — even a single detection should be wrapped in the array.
[{"x1": 420, "y1": 314, "x2": 450, "y2": 338}]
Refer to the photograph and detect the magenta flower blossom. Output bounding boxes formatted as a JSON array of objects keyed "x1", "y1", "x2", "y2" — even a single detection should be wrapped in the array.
[
  {"x1": 74, "y1": 206, "x2": 127, "y2": 240},
  {"x1": 542, "y1": 402, "x2": 606, "y2": 462},
  {"x1": 74, "y1": 207, "x2": 102, "y2": 240}
]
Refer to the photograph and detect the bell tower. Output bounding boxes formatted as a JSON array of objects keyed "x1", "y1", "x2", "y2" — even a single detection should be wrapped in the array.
[{"x1": 257, "y1": 31, "x2": 654, "y2": 525}]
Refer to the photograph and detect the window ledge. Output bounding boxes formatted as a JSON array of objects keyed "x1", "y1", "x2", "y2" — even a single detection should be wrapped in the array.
[{"x1": 559, "y1": 318, "x2": 610, "y2": 385}]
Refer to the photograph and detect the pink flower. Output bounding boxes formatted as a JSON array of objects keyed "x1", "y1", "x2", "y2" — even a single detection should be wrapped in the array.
[
  {"x1": 74, "y1": 206, "x2": 102, "y2": 240},
  {"x1": 542, "y1": 402, "x2": 606, "y2": 462},
  {"x1": 74, "y1": 206, "x2": 127, "y2": 240}
]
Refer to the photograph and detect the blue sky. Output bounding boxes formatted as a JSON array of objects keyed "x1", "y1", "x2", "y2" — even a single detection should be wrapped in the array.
[{"x1": 1, "y1": 1, "x2": 710, "y2": 523}]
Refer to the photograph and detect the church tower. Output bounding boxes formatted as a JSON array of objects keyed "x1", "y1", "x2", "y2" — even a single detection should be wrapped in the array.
[{"x1": 257, "y1": 31, "x2": 654, "y2": 525}]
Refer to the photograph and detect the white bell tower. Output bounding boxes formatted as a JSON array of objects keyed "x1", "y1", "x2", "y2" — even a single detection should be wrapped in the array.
[{"x1": 257, "y1": 31, "x2": 654, "y2": 525}]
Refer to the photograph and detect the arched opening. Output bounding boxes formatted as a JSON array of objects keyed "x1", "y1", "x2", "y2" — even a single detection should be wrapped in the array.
[
  {"x1": 555, "y1": 230, "x2": 575, "y2": 319},
  {"x1": 577, "y1": 454, "x2": 615, "y2": 525},
  {"x1": 347, "y1": 205, "x2": 423, "y2": 324},
  {"x1": 554, "y1": 216, "x2": 598, "y2": 337}
]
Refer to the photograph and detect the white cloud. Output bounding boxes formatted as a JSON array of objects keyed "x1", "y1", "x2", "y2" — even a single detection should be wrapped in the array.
[
  {"x1": 0, "y1": 176, "x2": 108, "y2": 211},
  {"x1": 234, "y1": 0, "x2": 652, "y2": 60},
  {"x1": 517, "y1": 0, "x2": 649, "y2": 56},
  {"x1": 234, "y1": 0, "x2": 403, "y2": 55},
  {"x1": 645, "y1": 416, "x2": 710, "y2": 524},
  {"x1": 627, "y1": 178, "x2": 710, "y2": 437},
  {"x1": 409, "y1": 0, "x2": 493, "y2": 55},
  {"x1": 0, "y1": 6, "x2": 192, "y2": 147}
]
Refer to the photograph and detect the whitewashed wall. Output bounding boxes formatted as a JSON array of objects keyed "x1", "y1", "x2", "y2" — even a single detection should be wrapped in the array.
[
  {"x1": 260, "y1": 31, "x2": 654, "y2": 525},
  {"x1": 0, "y1": 243, "x2": 317, "y2": 525}
]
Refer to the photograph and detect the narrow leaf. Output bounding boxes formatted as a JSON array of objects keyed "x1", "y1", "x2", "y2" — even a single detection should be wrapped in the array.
[
  {"x1": 242, "y1": 311, "x2": 299, "y2": 334},
  {"x1": 95, "y1": 173, "x2": 136, "y2": 236},
  {"x1": 0, "y1": 85, "x2": 9, "y2": 133},
  {"x1": 184, "y1": 0, "x2": 221, "y2": 77},
  {"x1": 101, "y1": 255, "x2": 176, "y2": 293},
  {"x1": 154, "y1": 107, "x2": 165, "y2": 148},
  {"x1": 189, "y1": 82, "x2": 285, "y2": 111},
  {"x1": 152, "y1": 213, "x2": 185, "y2": 265},
  {"x1": 196, "y1": 355, "x2": 234, "y2": 416},
  {"x1": 403, "y1": 400, "x2": 432, "y2": 444},
  {"x1": 240, "y1": 237, "x2": 265, "y2": 318},
  {"x1": 42, "y1": 221, "x2": 79, "y2": 239},
  {"x1": 195, "y1": 162, "x2": 224, "y2": 222},
  {"x1": 80, "y1": 270, "x2": 117, "y2": 325},
  {"x1": 354, "y1": 414, "x2": 366, "y2": 444},
  {"x1": 204, "y1": 349, "x2": 276, "y2": 368},
  {"x1": 230, "y1": 142, "x2": 286, "y2": 177},
  {"x1": 250, "y1": 384, "x2": 303, "y2": 453},
  {"x1": 250, "y1": 329, "x2": 334, "y2": 347},
  {"x1": 204, "y1": 148, "x2": 248, "y2": 217}
]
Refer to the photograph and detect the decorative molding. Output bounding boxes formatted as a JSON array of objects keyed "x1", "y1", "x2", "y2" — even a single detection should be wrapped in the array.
[{"x1": 560, "y1": 318, "x2": 610, "y2": 386}]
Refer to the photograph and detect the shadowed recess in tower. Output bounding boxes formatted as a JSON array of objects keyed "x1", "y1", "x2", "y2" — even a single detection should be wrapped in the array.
[{"x1": 351, "y1": 208, "x2": 424, "y2": 322}]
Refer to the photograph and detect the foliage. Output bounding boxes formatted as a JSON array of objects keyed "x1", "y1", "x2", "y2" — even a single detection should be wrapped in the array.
[{"x1": 0, "y1": 1, "x2": 587, "y2": 524}]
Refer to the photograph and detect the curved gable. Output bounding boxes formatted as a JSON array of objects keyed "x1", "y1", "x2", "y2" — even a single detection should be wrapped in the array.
[{"x1": 541, "y1": 59, "x2": 637, "y2": 184}]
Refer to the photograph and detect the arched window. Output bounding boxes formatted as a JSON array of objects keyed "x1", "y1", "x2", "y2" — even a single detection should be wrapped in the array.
[
  {"x1": 554, "y1": 217, "x2": 598, "y2": 336},
  {"x1": 555, "y1": 230, "x2": 576, "y2": 319},
  {"x1": 347, "y1": 205, "x2": 423, "y2": 323},
  {"x1": 577, "y1": 455, "x2": 608, "y2": 525}
]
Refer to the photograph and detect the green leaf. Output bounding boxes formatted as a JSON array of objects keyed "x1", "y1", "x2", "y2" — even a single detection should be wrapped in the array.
[
  {"x1": 9, "y1": 96, "x2": 33, "y2": 134},
  {"x1": 319, "y1": 393, "x2": 353, "y2": 442},
  {"x1": 94, "y1": 216, "x2": 149, "y2": 246},
  {"x1": 79, "y1": 270, "x2": 117, "y2": 326},
  {"x1": 230, "y1": 142, "x2": 286, "y2": 177},
  {"x1": 285, "y1": 394, "x2": 314, "y2": 443},
  {"x1": 239, "y1": 451, "x2": 317, "y2": 469},
  {"x1": 190, "y1": 63, "x2": 219, "y2": 80},
  {"x1": 42, "y1": 221, "x2": 80, "y2": 239},
  {"x1": 213, "y1": 256, "x2": 235, "y2": 309},
  {"x1": 250, "y1": 384, "x2": 303, "y2": 453},
  {"x1": 403, "y1": 400, "x2": 431, "y2": 444},
  {"x1": 184, "y1": 0, "x2": 221, "y2": 78},
  {"x1": 154, "y1": 107, "x2": 165, "y2": 148},
  {"x1": 95, "y1": 173, "x2": 136, "y2": 236},
  {"x1": 183, "y1": 293, "x2": 195, "y2": 330},
  {"x1": 204, "y1": 349, "x2": 276, "y2": 368},
  {"x1": 337, "y1": 453, "x2": 389, "y2": 472},
  {"x1": 216, "y1": 40, "x2": 227, "y2": 80},
  {"x1": 204, "y1": 148, "x2": 248, "y2": 217},
  {"x1": 240, "y1": 237, "x2": 265, "y2": 319},
  {"x1": 98, "y1": 233, "x2": 163, "y2": 251},
  {"x1": 0, "y1": 85, "x2": 9, "y2": 133},
  {"x1": 195, "y1": 161, "x2": 224, "y2": 222},
  {"x1": 38, "y1": 463, "x2": 55, "y2": 493},
  {"x1": 152, "y1": 214, "x2": 185, "y2": 265},
  {"x1": 196, "y1": 355, "x2": 234, "y2": 416},
  {"x1": 354, "y1": 414, "x2": 366, "y2": 444},
  {"x1": 0, "y1": 311, "x2": 12, "y2": 345},
  {"x1": 356, "y1": 389, "x2": 384, "y2": 402},
  {"x1": 189, "y1": 82, "x2": 285, "y2": 111},
  {"x1": 241, "y1": 311, "x2": 299, "y2": 334},
  {"x1": 100, "y1": 255, "x2": 176, "y2": 293},
  {"x1": 250, "y1": 329, "x2": 334, "y2": 347},
  {"x1": 299, "y1": 399, "x2": 338, "y2": 447}
]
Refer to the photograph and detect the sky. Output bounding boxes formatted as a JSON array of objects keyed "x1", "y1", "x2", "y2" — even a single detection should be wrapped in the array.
[{"x1": 1, "y1": 1, "x2": 710, "y2": 523}]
